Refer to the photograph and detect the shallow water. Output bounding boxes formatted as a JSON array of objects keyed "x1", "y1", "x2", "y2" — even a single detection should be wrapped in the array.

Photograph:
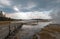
[
  {"x1": 18, "y1": 22, "x2": 51, "y2": 39},
  {"x1": 0, "y1": 22, "x2": 51, "y2": 39}
]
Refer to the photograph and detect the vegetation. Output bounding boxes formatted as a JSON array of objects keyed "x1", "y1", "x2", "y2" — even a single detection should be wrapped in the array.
[
  {"x1": 0, "y1": 17, "x2": 15, "y2": 21},
  {"x1": 33, "y1": 24, "x2": 60, "y2": 39}
]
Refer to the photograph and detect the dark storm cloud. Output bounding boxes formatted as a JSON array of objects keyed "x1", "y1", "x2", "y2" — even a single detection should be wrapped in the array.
[
  {"x1": 0, "y1": 7, "x2": 16, "y2": 13},
  {"x1": 0, "y1": 0, "x2": 60, "y2": 13},
  {"x1": 10, "y1": 0, "x2": 60, "y2": 12}
]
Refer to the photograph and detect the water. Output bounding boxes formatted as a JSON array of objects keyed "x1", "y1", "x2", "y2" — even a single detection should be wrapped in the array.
[
  {"x1": 0, "y1": 22, "x2": 51, "y2": 39},
  {"x1": 0, "y1": 25, "x2": 9, "y2": 39},
  {"x1": 17, "y1": 22, "x2": 51, "y2": 39}
]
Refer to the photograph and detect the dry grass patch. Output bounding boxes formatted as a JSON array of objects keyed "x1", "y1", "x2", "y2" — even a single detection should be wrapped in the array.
[{"x1": 0, "y1": 21, "x2": 11, "y2": 25}]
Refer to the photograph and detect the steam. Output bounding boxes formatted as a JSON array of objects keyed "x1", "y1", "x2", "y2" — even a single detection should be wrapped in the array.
[
  {"x1": 50, "y1": 9, "x2": 60, "y2": 24},
  {"x1": 6, "y1": 11, "x2": 51, "y2": 19}
]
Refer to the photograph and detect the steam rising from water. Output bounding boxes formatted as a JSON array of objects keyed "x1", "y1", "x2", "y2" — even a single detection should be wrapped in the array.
[{"x1": 50, "y1": 9, "x2": 60, "y2": 24}]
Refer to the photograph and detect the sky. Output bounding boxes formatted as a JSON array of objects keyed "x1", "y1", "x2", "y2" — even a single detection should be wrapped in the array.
[{"x1": 0, "y1": 0, "x2": 60, "y2": 20}]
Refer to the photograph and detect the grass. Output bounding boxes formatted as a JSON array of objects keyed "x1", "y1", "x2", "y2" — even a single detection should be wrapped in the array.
[
  {"x1": 0, "y1": 21, "x2": 11, "y2": 25},
  {"x1": 42, "y1": 24, "x2": 60, "y2": 32},
  {"x1": 33, "y1": 24, "x2": 60, "y2": 39}
]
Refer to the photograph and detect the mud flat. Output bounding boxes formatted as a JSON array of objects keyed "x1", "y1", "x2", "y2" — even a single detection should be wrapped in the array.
[{"x1": 33, "y1": 24, "x2": 60, "y2": 39}]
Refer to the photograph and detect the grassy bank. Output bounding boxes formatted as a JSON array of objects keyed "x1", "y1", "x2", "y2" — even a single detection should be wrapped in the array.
[{"x1": 33, "y1": 24, "x2": 60, "y2": 39}]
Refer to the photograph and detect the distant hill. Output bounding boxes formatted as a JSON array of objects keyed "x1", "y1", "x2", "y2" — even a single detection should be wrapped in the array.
[{"x1": 31, "y1": 19, "x2": 50, "y2": 22}]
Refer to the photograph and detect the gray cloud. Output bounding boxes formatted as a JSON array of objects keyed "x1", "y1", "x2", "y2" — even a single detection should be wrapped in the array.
[
  {"x1": 0, "y1": 0, "x2": 60, "y2": 13},
  {"x1": 0, "y1": 0, "x2": 60, "y2": 19},
  {"x1": 6, "y1": 11, "x2": 51, "y2": 19},
  {"x1": 11, "y1": 0, "x2": 60, "y2": 12},
  {"x1": 11, "y1": 0, "x2": 60, "y2": 11}
]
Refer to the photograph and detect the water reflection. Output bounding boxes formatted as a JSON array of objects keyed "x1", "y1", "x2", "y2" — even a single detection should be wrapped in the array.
[{"x1": 18, "y1": 22, "x2": 51, "y2": 39}]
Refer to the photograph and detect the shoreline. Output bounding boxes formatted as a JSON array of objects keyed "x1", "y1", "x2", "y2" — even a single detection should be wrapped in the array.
[{"x1": 33, "y1": 24, "x2": 60, "y2": 39}]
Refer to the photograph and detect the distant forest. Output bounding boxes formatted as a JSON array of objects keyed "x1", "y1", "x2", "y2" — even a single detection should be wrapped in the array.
[
  {"x1": 0, "y1": 11, "x2": 15, "y2": 21},
  {"x1": 0, "y1": 16, "x2": 22, "y2": 21},
  {"x1": 0, "y1": 17, "x2": 15, "y2": 21}
]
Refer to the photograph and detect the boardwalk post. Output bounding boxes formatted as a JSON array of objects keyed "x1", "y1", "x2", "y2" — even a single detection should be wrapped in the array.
[{"x1": 9, "y1": 22, "x2": 11, "y2": 36}]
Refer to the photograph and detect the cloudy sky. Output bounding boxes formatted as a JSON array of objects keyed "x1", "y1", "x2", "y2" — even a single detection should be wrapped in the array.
[{"x1": 0, "y1": 0, "x2": 60, "y2": 19}]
